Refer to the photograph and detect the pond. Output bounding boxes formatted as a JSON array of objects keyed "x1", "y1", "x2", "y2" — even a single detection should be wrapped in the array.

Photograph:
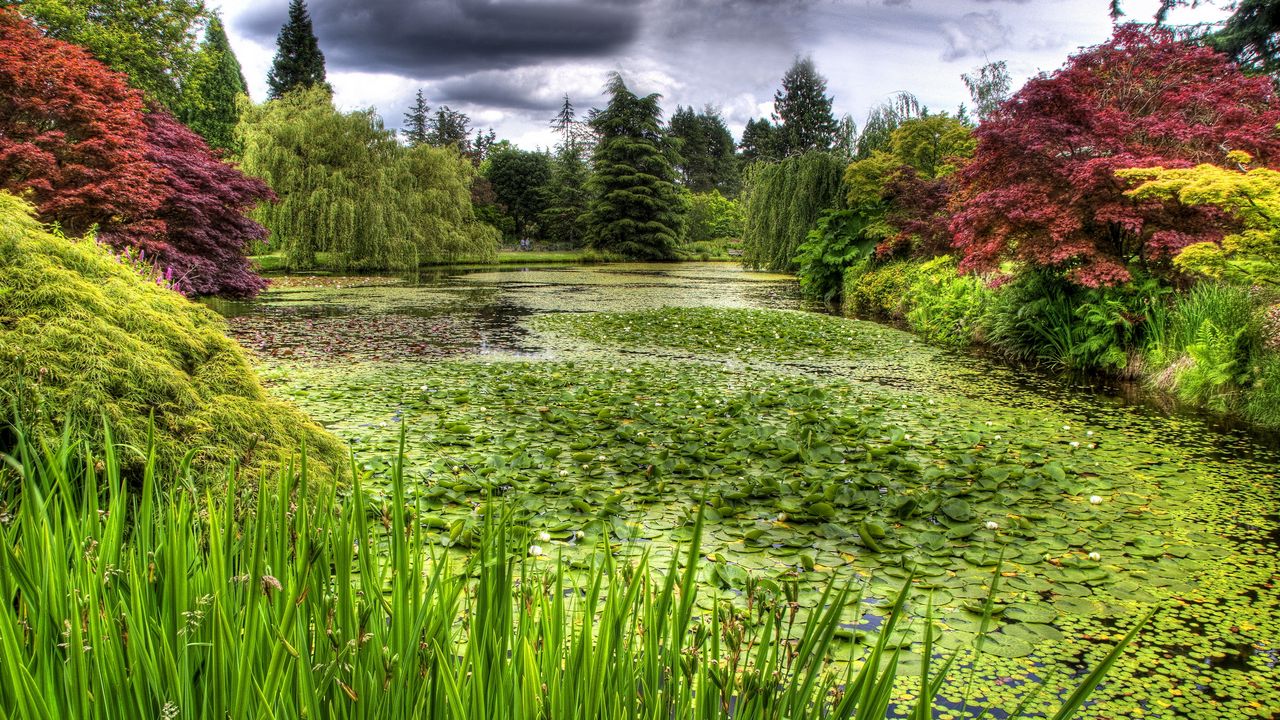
[{"x1": 210, "y1": 262, "x2": 1280, "y2": 719}]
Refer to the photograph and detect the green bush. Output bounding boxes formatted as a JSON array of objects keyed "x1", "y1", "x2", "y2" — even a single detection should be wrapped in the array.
[
  {"x1": 843, "y1": 260, "x2": 918, "y2": 319},
  {"x1": 1153, "y1": 283, "x2": 1266, "y2": 411},
  {"x1": 0, "y1": 192, "x2": 343, "y2": 482},
  {"x1": 904, "y1": 257, "x2": 993, "y2": 348},
  {"x1": 796, "y1": 209, "x2": 877, "y2": 304},
  {"x1": 983, "y1": 273, "x2": 1162, "y2": 373}
]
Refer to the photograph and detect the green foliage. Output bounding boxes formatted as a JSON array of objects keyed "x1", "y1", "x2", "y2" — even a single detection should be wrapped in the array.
[
  {"x1": 669, "y1": 105, "x2": 740, "y2": 195},
  {"x1": 843, "y1": 258, "x2": 992, "y2": 348},
  {"x1": 179, "y1": 16, "x2": 248, "y2": 153},
  {"x1": 795, "y1": 209, "x2": 876, "y2": 303},
  {"x1": 681, "y1": 189, "x2": 743, "y2": 244},
  {"x1": 1150, "y1": 283, "x2": 1267, "y2": 412},
  {"x1": 983, "y1": 273, "x2": 1163, "y2": 373},
  {"x1": 584, "y1": 74, "x2": 684, "y2": 260},
  {"x1": 485, "y1": 146, "x2": 551, "y2": 240},
  {"x1": 855, "y1": 92, "x2": 921, "y2": 160},
  {"x1": 741, "y1": 151, "x2": 845, "y2": 272},
  {"x1": 16, "y1": 0, "x2": 204, "y2": 108},
  {"x1": 738, "y1": 117, "x2": 778, "y2": 164},
  {"x1": 0, "y1": 192, "x2": 342, "y2": 480},
  {"x1": 238, "y1": 87, "x2": 498, "y2": 270},
  {"x1": 772, "y1": 56, "x2": 839, "y2": 156},
  {"x1": 539, "y1": 146, "x2": 592, "y2": 247},
  {"x1": 888, "y1": 114, "x2": 976, "y2": 180},
  {"x1": 266, "y1": 0, "x2": 328, "y2": 99},
  {"x1": 1121, "y1": 155, "x2": 1280, "y2": 286},
  {"x1": 402, "y1": 88, "x2": 430, "y2": 147},
  {"x1": 961, "y1": 60, "x2": 1011, "y2": 122}
]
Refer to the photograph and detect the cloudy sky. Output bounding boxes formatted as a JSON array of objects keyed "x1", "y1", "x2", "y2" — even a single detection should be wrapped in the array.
[{"x1": 209, "y1": 0, "x2": 1229, "y2": 150}]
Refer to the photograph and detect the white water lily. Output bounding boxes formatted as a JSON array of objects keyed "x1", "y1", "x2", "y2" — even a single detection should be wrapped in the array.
[
  {"x1": 597, "y1": 455, "x2": 607, "y2": 462},
  {"x1": 419, "y1": 385, "x2": 430, "y2": 392},
  {"x1": 985, "y1": 521, "x2": 999, "y2": 530},
  {"x1": 529, "y1": 545, "x2": 544, "y2": 557},
  {"x1": 537, "y1": 531, "x2": 551, "y2": 542},
  {"x1": 575, "y1": 530, "x2": 586, "y2": 539},
  {"x1": 994, "y1": 435, "x2": 1002, "y2": 441},
  {"x1": 451, "y1": 465, "x2": 460, "y2": 473},
  {"x1": 1062, "y1": 425, "x2": 1071, "y2": 431},
  {"x1": 1088, "y1": 551, "x2": 1101, "y2": 561},
  {"x1": 1089, "y1": 495, "x2": 1103, "y2": 505},
  {"x1": 559, "y1": 469, "x2": 570, "y2": 477},
  {"x1": 1086, "y1": 430, "x2": 1094, "y2": 437},
  {"x1": 1070, "y1": 441, "x2": 1080, "y2": 448}
]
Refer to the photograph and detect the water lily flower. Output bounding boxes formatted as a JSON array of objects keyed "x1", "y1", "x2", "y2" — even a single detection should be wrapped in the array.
[
  {"x1": 1088, "y1": 551, "x2": 1101, "y2": 561},
  {"x1": 451, "y1": 465, "x2": 460, "y2": 473},
  {"x1": 537, "y1": 531, "x2": 551, "y2": 542},
  {"x1": 529, "y1": 545, "x2": 544, "y2": 557},
  {"x1": 994, "y1": 435, "x2": 1002, "y2": 441},
  {"x1": 1086, "y1": 431, "x2": 1094, "y2": 437},
  {"x1": 985, "y1": 521, "x2": 999, "y2": 530},
  {"x1": 1070, "y1": 441, "x2": 1080, "y2": 448},
  {"x1": 575, "y1": 530, "x2": 586, "y2": 539},
  {"x1": 1062, "y1": 425, "x2": 1071, "y2": 431},
  {"x1": 420, "y1": 385, "x2": 430, "y2": 392},
  {"x1": 1089, "y1": 495, "x2": 1103, "y2": 505},
  {"x1": 559, "y1": 469, "x2": 570, "y2": 477},
  {"x1": 597, "y1": 455, "x2": 607, "y2": 462}
]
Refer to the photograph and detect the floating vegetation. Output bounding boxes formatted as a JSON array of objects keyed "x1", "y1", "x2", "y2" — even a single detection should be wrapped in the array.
[{"x1": 223, "y1": 264, "x2": 1280, "y2": 719}]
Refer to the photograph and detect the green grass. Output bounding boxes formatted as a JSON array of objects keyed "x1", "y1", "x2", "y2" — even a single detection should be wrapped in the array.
[{"x1": 0, "y1": 421, "x2": 1147, "y2": 719}]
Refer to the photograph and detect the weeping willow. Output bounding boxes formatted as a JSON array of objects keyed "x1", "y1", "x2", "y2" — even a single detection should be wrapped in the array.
[
  {"x1": 237, "y1": 87, "x2": 498, "y2": 270},
  {"x1": 741, "y1": 151, "x2": 846, "y2": 272}
]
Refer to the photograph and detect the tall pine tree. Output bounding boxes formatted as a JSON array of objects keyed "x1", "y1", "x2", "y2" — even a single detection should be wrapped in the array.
[
  {"x1": 669, "y1": 105, "x2": 739, "y2": 195},
  {"x1": 739, "y1": 118, "x2": 778, "y2": 164},
  {"x1": 584, "y1": 73, "x2": 683, "y2": 260},
  {"x1": 772, "y1": 57, "x2": 838, "y2": 156},
  {"x1": 180, "y1": 16, "x2": 248, "y2": 153},
  {"x1": 267, "y1": 0, "x2": 328, "y2": 99},
  {"x1": 403, "y1": 89, "x2": 430, "y2": 147}
]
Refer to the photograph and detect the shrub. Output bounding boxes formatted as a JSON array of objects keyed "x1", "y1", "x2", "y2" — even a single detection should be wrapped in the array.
[
  {"x1": 903, "y1": 257, "x2": 993, "y2": 348},
  {"x1": 0, "y1": 193, "x2": 343, "y2": 481},
  {"x1": 796, "y1": 209, "x2": 877, "y2": 303},
  {"x1": 1153, "y1": 283, "x2": 1266, "y2": 411}
]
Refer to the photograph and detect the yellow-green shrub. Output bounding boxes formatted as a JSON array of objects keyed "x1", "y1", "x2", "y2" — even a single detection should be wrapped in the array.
[{"x1": 0, "y1": 193, "x2": 344, "y2": 482}]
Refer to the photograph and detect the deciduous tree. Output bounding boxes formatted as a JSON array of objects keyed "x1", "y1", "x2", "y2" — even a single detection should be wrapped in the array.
[
  {"x1": 16, "y1": 0, "x2": 205, "y2": 108},
  {"x1": 950, "y1": 25, "x2": 1280, "y2": 286},
  {"x1": 0, "y1": 7, "x2": 164, "y2": 244}
]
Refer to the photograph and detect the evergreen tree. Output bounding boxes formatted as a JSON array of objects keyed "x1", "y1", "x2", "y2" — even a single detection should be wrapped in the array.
[
  {"x1": 739, "y1": 117, "x2": 778, "y2": 164},
  {"x1": 541, "y1": 145, "x2": 591, "y2": 247},
  {"x1": 772, "y1": 57, "x2": 839, "y2": 156},
  {"x1": 669, "y1": 105, "x2": 739, "y2": 195},
  {"x1": 266, "y1": 0, "x2": 328, "y2": 99},
  {"x1": 584, "y1": 73, "x2": 683, "y2": 260},
  {"x1": 428, "y1": 106, "x2": 471, "y2": 151},
  {"x1": 551, "y1": 94, "x2": 577, "y2": 150},
  {"x1": 180, "y1": 16, "x2": 249, "y2": 153},
  {"x1": 403, "y1": 89, "x2": 430, "y2": 147}
]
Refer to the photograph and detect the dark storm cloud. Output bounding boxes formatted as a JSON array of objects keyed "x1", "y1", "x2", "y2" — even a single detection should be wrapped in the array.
[
  {"x1": 432, "y1": 74, "x2": 563, "y2": 112},
  {"x1": 237, "y1": 0, "x2": 641, "y2": 78}
]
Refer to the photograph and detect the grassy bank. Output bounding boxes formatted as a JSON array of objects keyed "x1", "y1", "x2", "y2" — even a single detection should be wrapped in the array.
[
  {"x1": 0, "y1": 423, "x2": 1143, "y2": 719},
  {"x1": 841, "y1": 257, "x2": 1280, "y2": 429}
]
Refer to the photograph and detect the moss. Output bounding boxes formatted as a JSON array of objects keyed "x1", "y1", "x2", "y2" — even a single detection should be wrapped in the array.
[{"x1": 0, "y1": 193, "x2": 344, "y2": 483}]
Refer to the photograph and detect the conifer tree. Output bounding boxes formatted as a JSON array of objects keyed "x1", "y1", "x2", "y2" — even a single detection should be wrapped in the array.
[
  {"x1": 739, "y1": 117, "x2": 778, "y2": 164},
  {"x1": 181, "y1": 16, "x2": 249, "y2": 153},
  {"x1": 403, "y1": 89, "x2": 430, "y2": 147},
  {"x1": 584, "y1": 73, "x2": 683, "y2": 260},
  {"x1": 772, "y1": 57, "x2": 839, "y2": 156},
  {"x1": 669, "y1": 105, "x2": 739, "y2": 195},
  {"x1": 541, "y1": 145, "x2": 591, "y2": 246},
  {"x1": 266, "y1": 0, "x2": 328, "y2": 99}
]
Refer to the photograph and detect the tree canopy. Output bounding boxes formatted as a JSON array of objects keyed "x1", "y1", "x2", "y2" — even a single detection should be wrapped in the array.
[
  {"x1": 669, "y1": 105, "x2": 739, "y2": 195},
  {"x1": 266, "y1": 0, "x2": 328, "y2": 99},
  {"x1": 238, "y1": 87, "x2": 497, "y2": 270},
  {"x1": 950, "y1": 24, "x2": 1280, "y2": 287},
  {"x1": 583, "y1": 74, "x2": 684, "y2": 260},
  {"x1": 485, "y1": 147, "x2": 552, "y2": 241},
  {"x1": 740, "y1": 151, "x2": 846, "y2": 271},
  {"x1": 15, "y1": 0, "x2": 205, "y2": 108}
]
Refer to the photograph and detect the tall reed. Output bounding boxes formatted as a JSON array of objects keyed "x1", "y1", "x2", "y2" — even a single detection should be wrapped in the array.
[{"x1": 0, "y1": 423, "x2": 1145, "y2": 719}]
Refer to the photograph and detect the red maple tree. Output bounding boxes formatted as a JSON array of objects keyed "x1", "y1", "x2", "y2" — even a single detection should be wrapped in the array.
[
  {"x1": 143, "y1": 110, "x2": 275, "y2": 298},
  {"x1": 949, "y1": 25, "x2": 1280, "y2": 286},
  {"x1": 0, "y1": 7, "x2": 165, "y2": 245}
]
